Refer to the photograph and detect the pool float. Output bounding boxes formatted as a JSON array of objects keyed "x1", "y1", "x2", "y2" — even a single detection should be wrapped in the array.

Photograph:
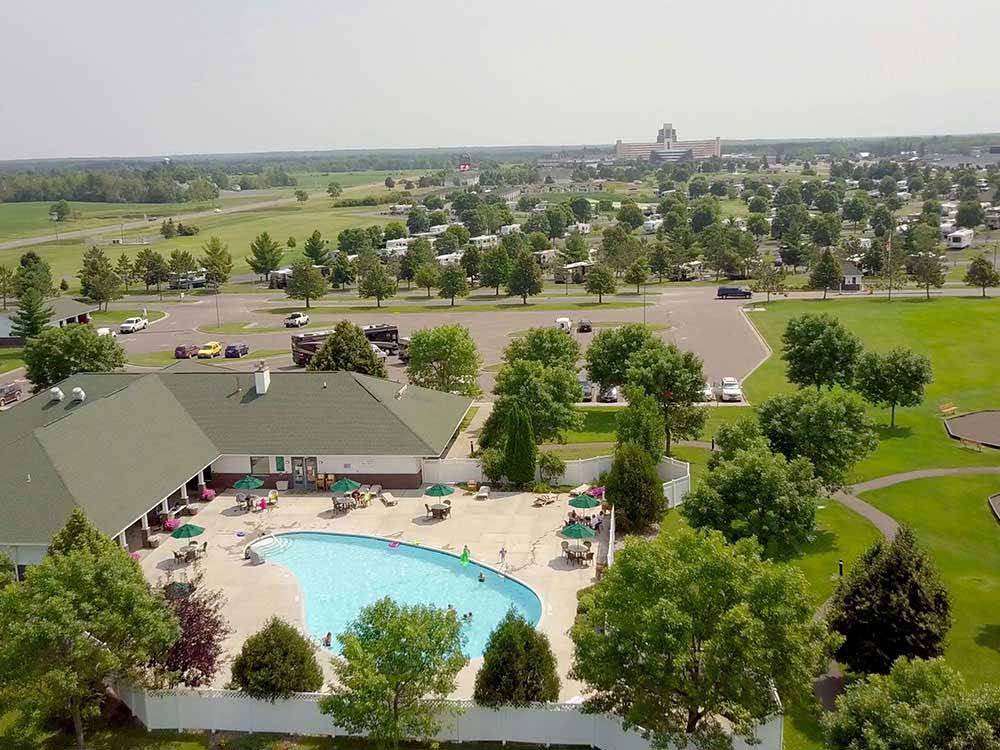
[
  {"x1": 388, "y1": 541, "x2": 400, "y2": 549},
  {"x1": 236, "y1": 531, "x2": 246, "y2": 537}
]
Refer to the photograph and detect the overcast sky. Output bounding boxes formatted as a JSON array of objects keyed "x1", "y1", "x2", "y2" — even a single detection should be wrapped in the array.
[{"x1": 2, "y1": 0, "x2": 997, "y2": 160}]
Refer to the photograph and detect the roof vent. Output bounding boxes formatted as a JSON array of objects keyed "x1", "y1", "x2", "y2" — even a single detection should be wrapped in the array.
[
  {"x1": 254, "y1": 363, "x2": 270, "y2": 395},
  {"x1": 49, "y1": 386, "x2": 64, "y2": 402},
  {"x1": 71, "y1": 387, "x2": 86, "y2": 402}
]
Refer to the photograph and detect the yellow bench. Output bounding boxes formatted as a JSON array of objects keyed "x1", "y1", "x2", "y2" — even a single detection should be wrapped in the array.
[{"x1": 940, "y1": 403, "x2": 958, "y2": 417}]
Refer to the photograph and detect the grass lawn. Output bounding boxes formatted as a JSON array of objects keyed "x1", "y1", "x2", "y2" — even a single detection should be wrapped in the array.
[
  {"x1": 257, "y1": 301, "x2": 649, "y2": 316},
  {"x1": 743, "y1": 297, "x2": 1000, "y2": 481},
  {"x1": 860, "y1": 474, "x2": 1000, "y2": 686},
  {"x1": 458, "y1": 406, "x2": 480, "y2": 433},
  {"x1": 0, "y1": 347, "x2": 24, "y2": 374},
  {"x1": 564, "y1": 405, "x2": 751, "y2": 444},
  {"x1": 89, "y1": 309, "x2": 166, "y2": 327}
]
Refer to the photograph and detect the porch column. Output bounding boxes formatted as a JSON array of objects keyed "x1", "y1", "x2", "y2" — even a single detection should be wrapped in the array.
[
  {"x1": 160, "y1": 499, "x2": 170, "y2": 514},
  {"x1": 140, "y1": 514, "x2": 150, "y2": 532},
  {"x1": 179, "y1": 484, "x2": 189, "y2": 501},
  {"x1": 117, "y1": 533, "x2": 127, "y2": 550},
  {"x1": 197, "y1": 468, "x2": 206, "y2": 488}
]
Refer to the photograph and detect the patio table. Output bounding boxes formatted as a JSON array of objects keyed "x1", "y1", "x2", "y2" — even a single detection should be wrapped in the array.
[{"x1": 431, "y1": 503, "x2": 451, "y2": 518}]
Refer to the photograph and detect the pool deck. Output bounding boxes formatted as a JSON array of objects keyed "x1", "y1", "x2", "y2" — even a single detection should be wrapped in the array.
[{"x1": 140, "y1": 488, "x2": 600, "y2": 700}]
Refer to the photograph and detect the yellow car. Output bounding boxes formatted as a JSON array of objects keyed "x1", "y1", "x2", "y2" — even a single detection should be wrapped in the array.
[{"x1": 197, "y1": 341, "x2": 222, "y2": 359}]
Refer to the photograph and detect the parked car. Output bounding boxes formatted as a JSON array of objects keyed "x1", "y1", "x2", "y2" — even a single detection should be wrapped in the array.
[
  {"x1": 96, "y1": 327, "x2": 117, "y2": 338},
  {"x1": 0, "y1": 382, "x2": 22, "y2": 406},
  {"x1": 578, "y1": 376, "x2": 593, "y2": 401},
  {"x1": 119, "y1": 316, "x2": 148, "y2": 334},
  {"x1": 225, "y1": 342, "x2": 250, "y2": 358},
  {"x1": 197, "y1": 341, "x2": 222, "y2": 359},
  {"x1": 284, "y1": 312, "x2": 310, "y2": 328},
  {"x1": 174, "y1": 344, "x2": 200, "y2": 359},
  {"x1": 555, "y1": 317, "x2": 573, "y2": 333},
  {"x1": 597, "y1": 385, "x2": 619, "y2": 403},
  {"x1": 716, "y1": 286, "x2": 752, "y2": 300},
  {"x1": 720, "y1": 377, "x2": 744, "y2": 402},
  {"x1": 577, "y1": 319, "x2": 593, "y2": 333},
  {"x1": 703, "y1": 381, "x2": 715, "y2": 402},
  {"x1": 370, "y1": 342, "x2": 388, "y2": 361}
]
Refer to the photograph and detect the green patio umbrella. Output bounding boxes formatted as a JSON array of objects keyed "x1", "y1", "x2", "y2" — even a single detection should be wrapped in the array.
[
  {"x1": 233, "y1": 476, "x2": 264, "y2": 490},
  {"x1": 171, "y1": 523, "x2": 205, "y2": 540},
  {"x1": 569, "y1": 495, "x2": 601, "y2": 509},
  {"x1": 330, "y1": 477, "x2": 362, "y2": 493},
  {"x1": 560, "y1": 523, "x2": 596, "y2": 539},
  {"x1": 425, "y1": 483, "x2": 455, "y2": 497}
]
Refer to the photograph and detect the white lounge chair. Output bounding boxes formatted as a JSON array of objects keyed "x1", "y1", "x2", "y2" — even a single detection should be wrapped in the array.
[
  {"x1": 475, "y1": 485, "x2": 491, "y2": 500},
  {"x1": 569, "y1": 484, "x2": 591, "y2": 497},
  {"x1": 382, "y1": 492, "x2": 398, "y2": 506}
]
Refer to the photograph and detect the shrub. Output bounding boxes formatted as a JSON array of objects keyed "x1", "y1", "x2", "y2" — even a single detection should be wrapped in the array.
[
  {"x1": 474, "y1": 609, "x2": 560, "y2": 707},
  {"x1": 480, "y1": 447, "x2": 506, "y2": 484},
  {"x1": 230, "y1": 617, "x2": 323, "y2": 700},
  {"x1": 537, "y1": 452, "x2": 566, "y2": 484},
  {"x1": 604, "y1": 442, "x2": 663, "y2": 532}
]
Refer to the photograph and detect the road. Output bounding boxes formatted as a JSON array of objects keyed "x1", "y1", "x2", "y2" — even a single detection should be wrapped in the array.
[{"x1": 0, "y1": 194, "x2": 298, "y2": 252}]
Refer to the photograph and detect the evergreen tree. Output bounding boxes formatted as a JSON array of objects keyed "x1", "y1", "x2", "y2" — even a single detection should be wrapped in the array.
[
  {"x1": 115, "y1": 253, "x2": 134, "y2": 291},
  {"x1": 247, "y1": 232, "x2": 284, "y2": 279},
  {"x1": 307, "y1": 320, "x2": 387, "y2": 377},
  {"x1": 0, "y1": 264, "x2": 14, "y2": 309},
  {"x1": 808, "y1": 247, "x2": 841, "y2": 299},
  {"x1": 200, "y1": 235, "x2": 233, "y2": 288},
  {"x1": 10, "y1": 287, "x2": 52, "y2": 339},
  {"x1": 503, "y1": 406, "x2": 537, "y2": 486},
  {"x1": 230, "y1": 617, "x2": 323, "y2": 700},
  {"x1": 604, "y1": 442, "x2": 663, "y2": 532},
  {"x1": 302, "y1": 229, "x2": 330, "y2": 266},
  {"x1": 168, "y1": 249, "x2": 196, "y2": 278},
  {"x1": 474, "y1": 609, "x2": 560, "y2": 707}
]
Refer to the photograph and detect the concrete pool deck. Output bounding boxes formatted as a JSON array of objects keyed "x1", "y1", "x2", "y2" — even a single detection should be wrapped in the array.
[{"x1": 139, "y1": 488, "x2": 600, "y2": 699}]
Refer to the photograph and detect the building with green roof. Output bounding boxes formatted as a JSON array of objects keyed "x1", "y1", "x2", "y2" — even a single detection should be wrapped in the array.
[{"x1": 0, "y1": 363, "x2": 471, "y2": 573}]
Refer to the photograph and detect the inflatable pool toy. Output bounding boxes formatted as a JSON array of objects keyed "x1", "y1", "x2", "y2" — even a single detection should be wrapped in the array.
[
  {"x1": 236, "y1": 530, "x2": 246, "y2": 537},
  {"x1": 460, "y1": 547, "x2": 470, "y2": 567},
  {"x1": 388, "y1": 541, "x2": 400, "y2": 549}
]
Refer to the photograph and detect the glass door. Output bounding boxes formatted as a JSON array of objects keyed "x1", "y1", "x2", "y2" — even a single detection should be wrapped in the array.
[
  {"x1": 291, "y1": 457, "x2": 305, "y2": 489},
  {"x1": 304, "y1": 457, "x2": 318, "y2": 489}
]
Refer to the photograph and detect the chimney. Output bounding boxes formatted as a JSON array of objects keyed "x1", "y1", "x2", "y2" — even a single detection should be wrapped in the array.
[
  {"x1": 71, "y1": 387, "x2": 86, "y2": 402},
  {"x1": 253, "y1": 362, "x2": 270, "y2": 395},
  {"x1": 49, "y1": 386, "x2": 64, "y2": 402}
]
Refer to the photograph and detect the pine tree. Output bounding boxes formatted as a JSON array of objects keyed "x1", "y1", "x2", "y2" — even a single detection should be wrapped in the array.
[
  {"x1": 200, "y1": 236, "x2": 233, "y2": 288},
  {"x1": 10, "y1": 287, "x2": 53, "y2": 339},
  {"x1": 302, "y1": 229, "x2": 330, "y2": 266},
  {"x1": 247, "y1": 232, "x2": 284, "y2": 279},
  {"x1": 115, "y1": 253, "x2": 134, "y2": 291}
]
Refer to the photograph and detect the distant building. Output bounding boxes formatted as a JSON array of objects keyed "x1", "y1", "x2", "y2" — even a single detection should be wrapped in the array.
[
  {"x1": 0, "y1": 298, "x2": 97, "y2": 344},
  {"x1": 841, "y1": 261, "x2": 863, "y2": 292},
  {"x1": 615, "y1": 122, "x2": 721, "y2": 162}
]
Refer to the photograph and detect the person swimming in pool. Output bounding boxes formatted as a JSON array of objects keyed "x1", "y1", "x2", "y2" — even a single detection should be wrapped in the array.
[{"x1": 478, "y1": 572, "x2": 486, "y2": 582}]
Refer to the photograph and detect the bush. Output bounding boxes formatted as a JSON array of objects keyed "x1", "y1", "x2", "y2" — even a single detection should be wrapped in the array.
[
  {"x1": 480, "y1": 447, "x2": 506, "y2": 484},
  {"x1": 474, "y1": 609, "x2": 560, "y2": 707},
  {"x1": 229, "y1": 617, "x2": 323, "y2": 700},
  {"x1": 537, "y1": 452, "x2": 566, "y2": 484},
  {"x1": 604, "y1": 442, "x2": 663, "y2": 532}
]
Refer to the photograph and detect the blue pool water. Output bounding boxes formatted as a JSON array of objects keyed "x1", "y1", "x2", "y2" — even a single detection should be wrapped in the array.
[{"x1": 255, "y1": 532, "x2": 542, "y2": 657}]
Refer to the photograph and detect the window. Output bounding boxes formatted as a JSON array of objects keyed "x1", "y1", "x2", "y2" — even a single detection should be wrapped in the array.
[
  {"x1": 275, "y1": 456, "x2": 286, "y2": 472},
  {"x1": 250, "y1": 456, "x2": 270, "y2": 475}
]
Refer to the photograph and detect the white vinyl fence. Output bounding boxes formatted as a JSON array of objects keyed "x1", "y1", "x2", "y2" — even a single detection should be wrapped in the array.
[
  {"x1": 115, "y1": 685, "x2": 782, "y2": 750},
  {"x1": 421, "y1": 455, "x2": 691, "y2": 506}
]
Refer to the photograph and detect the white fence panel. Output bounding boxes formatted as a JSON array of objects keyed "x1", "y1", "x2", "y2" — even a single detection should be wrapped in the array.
[
  {"x1": 421, "y1": 458, "x2": 485, "y2": 485},
  {"x1": 115, "y1": 686, "x2": 781, "y2": 750}
]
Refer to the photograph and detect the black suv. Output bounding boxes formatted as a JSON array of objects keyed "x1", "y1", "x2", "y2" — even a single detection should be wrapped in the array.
[{"x1": 717, "y1": 286, "x2": 752, "y2": 299}]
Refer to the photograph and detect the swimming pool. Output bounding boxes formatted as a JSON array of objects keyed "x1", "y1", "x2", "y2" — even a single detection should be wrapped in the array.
[{"x1": 254, "y1": 532, "x2": 543, "y2": 657}]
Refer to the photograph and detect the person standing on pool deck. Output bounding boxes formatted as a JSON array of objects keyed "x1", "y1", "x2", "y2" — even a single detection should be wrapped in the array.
[
  {"x1": 322, "y1": 632, "x2": 332, "y2": 648},
  {"x1": 498, "y1": 545, "x2": 507, "y2": 567}
]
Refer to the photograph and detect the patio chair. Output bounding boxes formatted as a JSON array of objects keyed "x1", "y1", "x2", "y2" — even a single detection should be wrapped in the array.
[
  {"x1": 382, "y1": 492, "x2": 398, "y2": 506},
  {"x1": 561, "y1": 540, "x2": 569, "y2": 559},
  {"x1": 425, "y1": 503, "x2": 433, "y2": 518},
  {"x1": 173, "y1": 551, "x2": 186, "y2": 565},
  {"x1": 372, "y1": 484, "x2": 383, "y2": 495},
  {"x1": 585, "y1": 551, "x2": 595, "y2": 565},
  {"x1": 476, "y1": 485, "x2": 491, "y2": 500},
  {"x1": 444, "y1": 498, "x2": 452, "y2": 506},
  {"x1": 584, "y1": 540, "x2": 592, "y2": 549}
]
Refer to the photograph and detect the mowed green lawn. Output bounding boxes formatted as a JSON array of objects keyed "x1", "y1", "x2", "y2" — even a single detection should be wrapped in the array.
[
  {"x1": 744, "y1": 297, "x2": 1000, "y2": 481},
  {"x1": 860, "y1": 475, "x2": 1000, "y2": 686}
]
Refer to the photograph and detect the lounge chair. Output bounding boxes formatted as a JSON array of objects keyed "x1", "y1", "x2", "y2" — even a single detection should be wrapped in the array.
[
  {"x1": 475, "y1": 485, "x2": 491, "y2": 500},
  {"x1": 569, "y1": 484, "x2": 591, "y2": 497},
  {"x1": 382, "y1": 492, "x2": 398, "y2": 506},
  {"x1": 372, "y1": 484, "x2": 383, "y2": 496}
]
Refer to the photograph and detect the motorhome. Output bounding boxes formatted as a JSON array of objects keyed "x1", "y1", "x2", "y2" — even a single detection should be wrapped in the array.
[
  {"x1": 500, "y1": 223, "x2": 521, "y2": 236},
  {"x1": 947, "y1": 228, "x2": 974, "y2": 250},
  {"x1": 554, "y1": 261, "x2": 593, "y2": 284}
]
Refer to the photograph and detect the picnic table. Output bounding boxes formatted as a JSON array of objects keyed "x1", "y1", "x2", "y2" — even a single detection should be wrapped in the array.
[
  {"x1": 430, "y1": 503, "x2": 451, "y2": 519},
  {"x1": 566, "y1": 542, "x2": 592, "y2": 565}
]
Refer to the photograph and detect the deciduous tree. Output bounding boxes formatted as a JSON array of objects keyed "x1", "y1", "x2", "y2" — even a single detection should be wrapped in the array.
[
  {"x1": 479, "y1": 245, "x2": 511, "y2": 296},
  {"x1": 910, "y1": 251, "x2": 946, "y2": 299},
  {"x1": 23, "y1": 322, "x2": 126, "y2": 391},
  {"x1": 808, "y1": 247, "x2": 841, "y2": 299},
  {"x1": 230, "y1": 617, "x2": 323, "y2": 700},
  {"x1": 157, "y1": 575, "x2": 231, "y2": 688},
  {"x1": 414, "y1": 261, "x2": 440, "y2": 298},
  {"x1": 855, "y1": 348, "x2": 933, "y2": 427},
  {"x1": 584, "y1": 323, "x2": 657, "y2": 389},
  {"x1": 584, "y1": 263, "x2": 616, "y2": 302},
  {"x1": 285, "y1": 258, "x2": 327, "y2": 308},
  {"x1": 437, "y1": 264, "x2": 469, "y2": 306},
  {"x1": 406, "y1": 324, "x2": 481, "y2": 396},
  {"x1": 781, "y1": 312, "x2": 863, "y2": 389},
  {"x1": 964, "y1": 253, "x2": 1000, "y2": 296},
  {"x1": 505, "y1": 248, "x2": 543, "y2": 304},
  {"x1": 307, "y1": 320, "x2": 387, "y2": 377},
  {"x1": 481, "y1": 360, "x2": 582, "y2": 447},
  {"x1": 503, "y1": 326, "x2": 579, "y2": 369},
  {"x1": 623, "y1": 256, "x2": 649, "y2": 293},
  {"x1": 359, "y1": 262, "x2": 398, "y2": 307},
  {"x1": 615, "y1": 385, "x2": 666, "y2": 462}
]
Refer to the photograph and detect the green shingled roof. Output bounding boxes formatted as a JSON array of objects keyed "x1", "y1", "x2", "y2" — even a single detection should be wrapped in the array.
[{"x1": 0, "y1": 369, "x2": 471, "y2": 546}]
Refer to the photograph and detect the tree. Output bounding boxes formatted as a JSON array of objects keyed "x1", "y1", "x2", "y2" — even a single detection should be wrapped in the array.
[
  {"x1": 294, "y1": 189, "x2": 309, "y2": 202},
  {"x1": 475, "y1": 609, "x2": 560, "y2": 708},
  {"x1": 459, "y1": 244, "x2": 480, "y2": 281},
  {"x1": 503, "y1": 326, "x2": 579, "y2": 369},
  {"x1": 604, "y1": 443, "x2": 663, "y2": 532},
  {"x1": 320, "y1": 598, "x2": 466, "y2": 748},
  {"x1": 506, "y1": 248, "x2": 543, "y2": 304},
  {"x1": 248, "y1": 232, "x2": 284, "y2": 279},
  {"x1": 570, "y1": 528, "x2": 836, "y2": 750},
  {"x1": 841, "y1": 195, "x2": 870, "y2": 227},
  {"x1": 568, "y1": 196, "x2": 592, "y2": 222},
  {"x1": 157, "y1": 575, "x2": 231, "y2": 688},
  {"x1": 406, "y1": 324, "x2": 481, "y2": 396},
  {"x1": 964, "y1": 253, "x2": 1000, "y2": 296},
  {"x1": 616, "y1": 201, "x2": 645, "y2": 231},
  {"x1": 359, "y1": 262, "x2": 398, "y2": 308},
  {"x1": 827, "y1": 527, "x2": 951, "y2": 675},
  {"x1": 956, "y1": 199, "x2": 985, "y2": 228},
  {"x1": 398, "y1": 238, "x2": 432, "y2": 289},
  {"x1": 682, "y1": 447, "x2": 821, "y2": 556},
  {"x1": 16, "y1": 252, "x2": 54, "y2": 298},
  {"x1": 0, "y1": 264, "x2": 13, "y2": 309},
  {"x1": 690, "y1": 196, "x2": 721, "y2": 232},
  {"x1": 337, "y1": 227, "x2": 371, "y2": 255},
  {"x1": 781, "y1": 312, "x2": 863, "y2": 389},
  {"x1": 115, "y1": 252, "x2": 134, "y2": 291},
  {"x1": 855, "y1": 348, "x2": 933, "y2": 427},
  {"x1": 168, "y1": 249, "x2": 196, "y2": 278},
  {"x1": 384, "y1": 176, "x2": 395, "y2": 188},
  {"x1": 910, "y1": 251, "x2": 946, "y2": 299},
  {"x1": 230, "y1": 617, "x2": 323, "y2": 700},
  {"x1": 625, "y1": 341, "x2": 707, "y2": 453},
  {"x1": 615, "y1": 386, "x2": 666, "y2": 462},
  {"x1": 414, "y1": 261, "x2": 441, "y2": 298},
  {"x1": 307, "y1": 320, "x2": 387, "y2": 378},
  {"x1": 482, "y1": 360, "x2": 582, "y2": 446},
  {"x1": 383, "y1": 221, "x2": 407, "y2": 241},
  {"x1": 327, "y1": 181, "x2": 343, "y2": 198},
  {"x1": 286, "y1": 258, "x2": 327, "y2": 308},
  {"x1": 752, "y1": 256, "x2": 786, "y2": 302},
  {"x1": 0, "y1": 511, "x2": 178, "y2": 749},
  {"x1": 50, "y1": 198, "x2": 71, "y2": 221},
  {"x1": 648, "y1": 242, "x2": 671, "y2": 282},
  {"x1": 746, "y1": 213, "x2": 769, "y2": 243},
  {"x1": 503, "y1": 406, "x2": 537, "y2": 486},
  {"x1": 601, "y1": 224, "x2": 641, "y2": 275},
  {"x1": 809, "y1": 212, "x2": 842, "y2": 247},
  {"x1": 302, "y1": 229, "x2": 330, "y2": 266},
  {"x1": 814, "y1": 189, "x2": 839, "y2": 213},
  {"x1": 437, "y1": 264, "x2": 469, "y2": 306},
  {"x1": 808, "y1": 247, "x2": 841, "y2": 299},
  {"x1": 480, "y1": 245, "x2": 511, "y2": 295},
  {"x1": 623, "y1": 256, "x2": 649, "y2": 293},
  {"x1": 758, "y1": 389, "x2": 878, "y2": 489},
  {"x1": 160, "y1": 218, "x2": 176, "y2": 238},
  {"x1": 527, "y1": 231, "x2": 551, "y2": 255},
  {"x1": 23, "y1": 323, "x2": 126, "y2": 391},
  {"x1": 78, "y1": 246, "x2": 122, "y2": 310},
  {"x1": 200, "y1": 235, "x2": 232, "y2": 288},
  {"x1": 537, "y1": 451, "x2": 567, "y2": 485},
  {"x1": 407, "y1": 207, "x2": 430, "y2": 234},
  {"x1": 824, "y1": 657, "x2": 1000, "y2": 750},
  {"x1": 9, "y1": 287, "x2": 52, "y2": 339},
  {"x1": 584, "y1": 323, "x2": 657, "y2": 389},
  {"x1": 583, "y1": 262, "x2": 617, "y2": 303}
]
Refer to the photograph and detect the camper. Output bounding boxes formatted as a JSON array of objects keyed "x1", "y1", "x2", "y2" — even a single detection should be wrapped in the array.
[
  {"x1": 555, "y1": 317, "x2": 573, "y2": 333},
  {"x1": 470, "y1": 234, "x2": 499, "y2": 250},
  {"x1": 384, "y1": 237, "x2": 409, "y2": 256},
  {"x1": 500, "y1": 223, "x2": 521, "y2": 236},
  {"x1": 947, "y1": 228, "x2": 974, "y2": 250},
  {"x1": 554, "y1": 261, "x2": 593, "y2": 284},
  {"x1": 643, "y1": 218, "x2": 663, "y2": 233}
]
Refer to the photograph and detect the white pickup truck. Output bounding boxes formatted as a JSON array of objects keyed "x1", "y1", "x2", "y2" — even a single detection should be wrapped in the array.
[{"x1": 119, "y1": 316, "x2": 148, "y2": 334}]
